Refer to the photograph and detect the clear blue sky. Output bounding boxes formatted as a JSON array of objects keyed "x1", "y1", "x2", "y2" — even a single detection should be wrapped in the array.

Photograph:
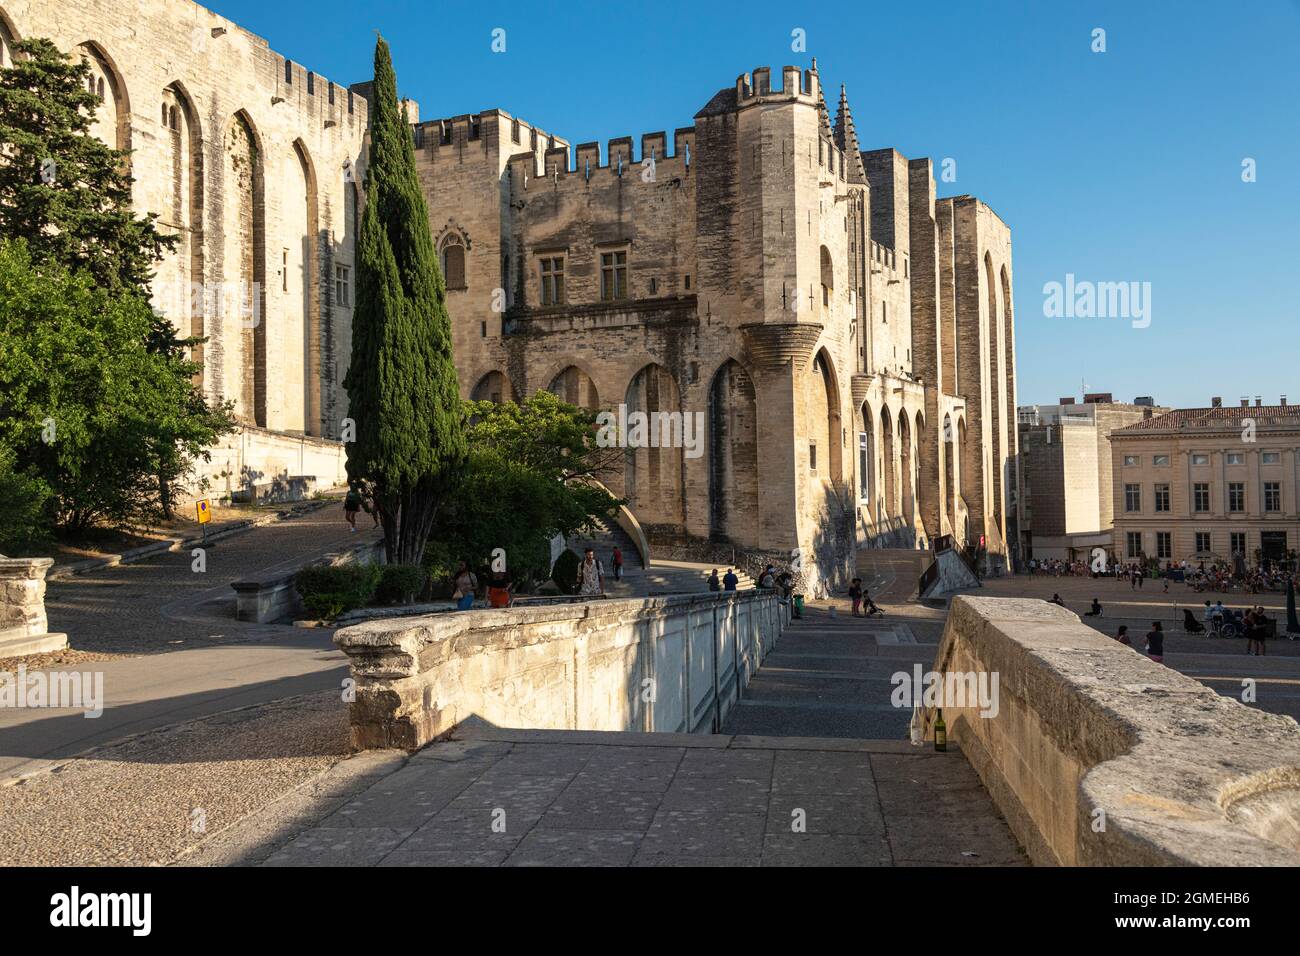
[{"x1": 206, "y1": 0, "x2": 1300, "y2": 409}]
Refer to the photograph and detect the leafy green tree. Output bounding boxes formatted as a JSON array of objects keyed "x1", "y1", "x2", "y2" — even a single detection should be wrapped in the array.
[
  {"x1": 0, "y1": 240, "x2": 231, "y2": 531},
  {"x1": 426, "y1": 393, "x2": 621, "y2": 591},
  {"x1": 0, "y1": 441, "x2": 52, "y2": 554},
  {"x1": 0, "y1": 38, "x2": 232, "y2": 526},
  {"x1": 344, "y1": 36, "x2": 466, "y2": 566},
  {"x1": 0, "y1": 38, "x2": 175, "y2": 295}
]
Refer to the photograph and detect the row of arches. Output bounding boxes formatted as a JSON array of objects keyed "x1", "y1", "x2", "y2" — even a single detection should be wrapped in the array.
[
  {"x1": 470, "y1": 350, "x2": 965, "y2": 549},
  {"x1": 0, "y1": 10, "x2": 361, "y2": 437},
  {"x1": 470, "y1": 360, "x2": 760, "y2": 543}
]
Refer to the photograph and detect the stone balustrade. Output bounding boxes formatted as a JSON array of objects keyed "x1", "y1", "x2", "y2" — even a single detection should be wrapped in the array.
[
  {"x1": 932, "y1": 596, "x2": 1300, "y2": 866},
  {"x1": 0, "y1": 556, "x2": 68, "y2": 658},
  {"x1": 333, "y1": 590, "x2": 788, "y2": 750}
]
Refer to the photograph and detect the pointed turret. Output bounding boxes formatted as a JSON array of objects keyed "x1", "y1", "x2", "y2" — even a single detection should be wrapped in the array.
[{"x1": 834, "y1": 84, "x2": 867, "y2": 183}]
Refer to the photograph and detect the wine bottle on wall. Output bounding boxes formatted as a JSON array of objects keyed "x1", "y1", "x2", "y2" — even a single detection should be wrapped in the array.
[
  {"x1": 909, "y1": 701, "x2": 923, "y2": 746},
  {"x1": 934, "y1": 709, "x2": 947, "y2": 752}
]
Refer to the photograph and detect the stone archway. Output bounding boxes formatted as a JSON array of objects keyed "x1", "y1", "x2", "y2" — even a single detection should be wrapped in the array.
[{"x1": 708, "y1": 359, "x2": 758, "y2": 543}]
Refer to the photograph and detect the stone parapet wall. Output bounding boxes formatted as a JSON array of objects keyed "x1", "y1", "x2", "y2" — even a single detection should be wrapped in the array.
[
  {"x1": 334, "y1": 590, "x2": 788, "y2": 750},
  {"x1": 932, "y1": 596, "x2": 1300, "y2": 866}
]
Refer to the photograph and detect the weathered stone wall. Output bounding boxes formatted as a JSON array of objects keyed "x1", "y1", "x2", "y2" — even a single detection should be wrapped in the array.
[
  {"x1": 334, "y1": 590, "x2": 789, "y2": 750},
  {"x1": 5, "y1": 0, "x2": 367, "y2": 451},
  {"x1": 932, "y1": 596, "x2": 1300, "y2": 866},
  {"x1": 0, "y1": 557, "x2": 67, "y2": 657}
]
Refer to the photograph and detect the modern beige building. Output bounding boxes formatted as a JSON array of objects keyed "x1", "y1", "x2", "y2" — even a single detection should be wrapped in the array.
[
  {"x1": 1109, "y1": 399, "x2": 1300, "y2": 567},
  {"x1": 1017, "y1": 394, "x2": 1165, "y2": 561}
]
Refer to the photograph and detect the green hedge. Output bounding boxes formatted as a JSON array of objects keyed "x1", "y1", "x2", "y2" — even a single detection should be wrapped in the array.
[
  {"x1": 374, "y1": 563, "x2": 427, "y2": 605},
  {"x1": 295, "y1": 563, "x2": 382, "y2": 620}
]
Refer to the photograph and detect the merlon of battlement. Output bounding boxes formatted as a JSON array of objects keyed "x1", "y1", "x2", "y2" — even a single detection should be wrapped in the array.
[{"x1": 511, "y1": 127, "x2": 695, "y2": 182}]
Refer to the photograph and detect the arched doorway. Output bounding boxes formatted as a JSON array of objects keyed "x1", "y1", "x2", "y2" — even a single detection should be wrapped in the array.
[
  {"x1": 809, "y1": 348, "x2": 843, "y2": 485},
  {"x1": 547, "y1": 365, "x2": 600, "y2": 410},
  {"x1": 859, "y1": 403, "x2": 875, "y2": 520},
  {"x1": 624, "y1": 364, "x2": 684, "y2": 528},
  {"x1": 471, "y1": 370, "x2": 512, "y2": 404},
  {"x1": 708, "y1": 359, "x2": 758, "y2": 543}
]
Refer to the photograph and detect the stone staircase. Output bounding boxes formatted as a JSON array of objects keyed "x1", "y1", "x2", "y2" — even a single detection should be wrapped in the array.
[{"x1": 566, "y1": 519, "x2": 754, "y2": 597}]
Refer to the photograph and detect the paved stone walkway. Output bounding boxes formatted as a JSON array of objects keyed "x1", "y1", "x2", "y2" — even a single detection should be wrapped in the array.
[
  {"x1": 234, "y1": 727, "x2": 1025, "y2": 867},
  {"x1": 1, "y1": 510, "x2": 361, "y2": 782},
  {"x1": 41, "y1": 507, "x2": 364, "y2": 657}
]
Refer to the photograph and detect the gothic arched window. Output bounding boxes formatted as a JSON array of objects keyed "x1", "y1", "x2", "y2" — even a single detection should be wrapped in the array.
[{"x1": 441, "y1": 234, "x2": 466, "y2": 290}]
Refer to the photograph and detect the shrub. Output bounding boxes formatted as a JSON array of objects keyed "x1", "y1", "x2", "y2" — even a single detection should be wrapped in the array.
[
  {"x1": 295, "y1": 562, "x2": 381, "y2": 620},
  {"x1": 551, "y1": 548, "x2": 580, "y2": 595},
  {"x1": 375, "y1": 563, "x2": 426, "y2": 605}
]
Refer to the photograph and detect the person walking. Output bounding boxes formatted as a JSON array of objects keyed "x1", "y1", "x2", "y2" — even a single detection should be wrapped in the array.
[
  {"x1": 578, "y1": 547, "x2": 605, "y2": 599},
  {"x1": 1145, "y1": 621, "x2": 1165, "y2": 664},
  {"x1": 706, "y1": 569, "x2": 720, "y2": 592},
  {"x1": 723, "y1": 568, "x2": 738, "y2": 591},
  {"x1": 343, "y1": 484, "x2": 363, "y2": 532},
  {"x1": 611, "y1": 546, "x2": 624, "y2": 582},
  {"x1": 452, "y1": 560, "x2": 478, "y2": 611},
  {"x1": 758, "y1": 565, "x2": 776, "y2": 589},
  {"x1": 486, "y1": 566, "x2": 513, "y2": 609}
]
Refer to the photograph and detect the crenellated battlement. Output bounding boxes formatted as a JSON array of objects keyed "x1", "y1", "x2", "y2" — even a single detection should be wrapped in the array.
[
  {"x1": 409, "y1": 107, "x2": 568, "y2": 162},
  {"x1": 733, "y1": 64, "x2": 819, "y2": 103},
  {"x1": 507, "y1": 126, "x2": 696, "y2": 188}
]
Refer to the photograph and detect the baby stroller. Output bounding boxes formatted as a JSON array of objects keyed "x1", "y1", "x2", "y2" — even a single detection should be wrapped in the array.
[
  {"x1": 1182, "y1": 609, "x2": 1204, "y2": 633},
  {"x1": 1219, "y1": 608, "x2": 1245, "y2": 639}
]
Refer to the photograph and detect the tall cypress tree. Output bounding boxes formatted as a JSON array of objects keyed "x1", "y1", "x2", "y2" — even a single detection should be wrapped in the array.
[{"x1": 344, "y1": 36, "x2": 466, "y2": 566}]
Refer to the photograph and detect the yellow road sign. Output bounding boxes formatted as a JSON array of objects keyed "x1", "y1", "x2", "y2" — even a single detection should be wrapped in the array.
[{"x1": 196, "y1": 498, "x2": 212, "y2": 524}]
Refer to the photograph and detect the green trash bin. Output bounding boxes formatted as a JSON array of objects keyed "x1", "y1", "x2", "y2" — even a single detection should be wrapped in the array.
[{"x1": 793, "y1": 594, "x2": 804, "y2": 618}]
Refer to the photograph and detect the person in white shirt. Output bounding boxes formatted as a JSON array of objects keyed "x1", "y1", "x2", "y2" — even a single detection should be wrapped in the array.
[{"x1": 578, "y1": 548, "x2": 605, "y2": 598}]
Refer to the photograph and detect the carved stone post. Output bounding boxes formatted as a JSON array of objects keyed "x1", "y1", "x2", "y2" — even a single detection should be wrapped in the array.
[{"x1": 0, "y1": 556, "x2": 68, "y2": 658}]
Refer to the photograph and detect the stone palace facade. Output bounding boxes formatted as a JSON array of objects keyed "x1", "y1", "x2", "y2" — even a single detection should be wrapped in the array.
[{"x1": 6, "y1": 0, "x2": 1020, "y2": 591}]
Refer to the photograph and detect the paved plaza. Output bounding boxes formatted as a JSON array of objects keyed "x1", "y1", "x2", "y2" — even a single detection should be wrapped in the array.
[
  {"x1": 205, "y1": 727, "x2": 1024, "y2": 868},
  {"x1": 976, "y1": 572, "x2": 1300, "y2": 724}
]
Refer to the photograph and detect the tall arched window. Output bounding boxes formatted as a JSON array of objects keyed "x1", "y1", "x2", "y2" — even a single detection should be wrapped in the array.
[
  {"x1": 441, "y1": 234, "x2": 466, "y2": 290},
  {"x1": 820, "y1": 245, "x2": 834, "y2": 310}
]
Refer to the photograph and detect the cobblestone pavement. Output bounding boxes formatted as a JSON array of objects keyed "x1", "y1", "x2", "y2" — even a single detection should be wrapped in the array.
[{"x1": 220, "y1": 726, "x2": 1024, "y2": 868}]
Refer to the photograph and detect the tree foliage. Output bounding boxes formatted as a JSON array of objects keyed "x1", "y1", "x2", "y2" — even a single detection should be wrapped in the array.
[
  {"x1": 425, "y1": 393, "x2": 621, "y2": 591},
  {"x1": 344, "y1": 36, "x2": 466, "y2": 566},
  {"x1": 0, "y1": 241, "x2": 232, "y2": 532},
  {"x1": 0, "y1": 38, "x2": 175, "y2": 295},
  {"x1": 0, "y1": 38, "x2": 233, "y2": 537}
]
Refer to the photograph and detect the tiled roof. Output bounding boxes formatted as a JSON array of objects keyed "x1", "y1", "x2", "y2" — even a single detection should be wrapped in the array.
[{"x1": 1113, "y1": 406, "x2": 1300, "y2": 433}]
